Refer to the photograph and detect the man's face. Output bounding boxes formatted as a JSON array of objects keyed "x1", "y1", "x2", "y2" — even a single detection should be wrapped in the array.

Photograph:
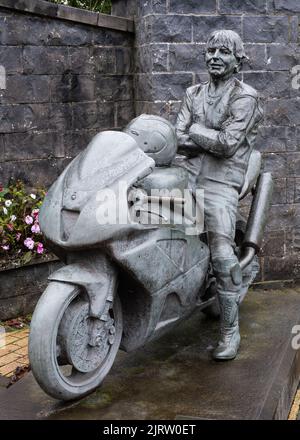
[{"x1": 205, "y1": 43, "x2": 238, "y2": 79}]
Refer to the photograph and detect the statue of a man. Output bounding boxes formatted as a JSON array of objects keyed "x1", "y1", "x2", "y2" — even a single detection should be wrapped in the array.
[{"x1": 176, "y1": 30, "x2": 263, "y2": 360}]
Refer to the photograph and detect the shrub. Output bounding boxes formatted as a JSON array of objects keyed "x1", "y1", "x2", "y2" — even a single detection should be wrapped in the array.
[
  {"x1": 0, "y1": 181, "x2": 47, "y2": 268},
  {"x1": 49, "y1": 0, "x2": 112, "y2": 14}
]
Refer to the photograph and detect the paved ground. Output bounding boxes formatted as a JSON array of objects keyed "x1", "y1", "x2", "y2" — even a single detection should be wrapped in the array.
[
  {"x1": 0, "y1": 289, "x2": 300, "y2": 420},
  {"x1": 289, "y1": 389, "x2": 300, "y2": 420},
  {"x1": 0, "y1": 328, "x2": 29, "y2": 377}
]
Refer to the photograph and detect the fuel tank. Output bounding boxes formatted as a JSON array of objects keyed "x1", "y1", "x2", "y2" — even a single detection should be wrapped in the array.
[{"x1": 39, "y1": 131, "x2": 155, "y2": 250}]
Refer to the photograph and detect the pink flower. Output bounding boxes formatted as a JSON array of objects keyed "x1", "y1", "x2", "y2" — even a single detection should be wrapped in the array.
[
  {"x1": 16, "y1": 233, "x2": 21, "y2": 241},
  {"x1": 1, "y1": 245, "x2": 9, "y2": 251},
  {"x1": 24, "y1": 237, "x2": 34, "y2": 250},
  {"x1": 25, "y1": 215, "x2": 33, "y2": 225},
  {"x1": 36, "y1": 242, "x2": 44, "y2": 254},
  {"x1": 6, "y1": 224, "x2": 14, "y2": 231},
  {"x1": 31, "y1": 223, "x2": 40, "y2": 234},
  {"x1": 32, "y1": 208, "x2": 39, "y2": 219}
]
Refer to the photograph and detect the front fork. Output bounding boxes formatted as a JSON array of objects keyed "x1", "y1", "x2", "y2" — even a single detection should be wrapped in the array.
[{"x1": 48, "y1": 252, "x2": 118, "y2": 346}]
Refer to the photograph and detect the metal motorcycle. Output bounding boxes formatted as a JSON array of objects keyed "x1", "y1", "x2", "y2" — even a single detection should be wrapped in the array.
[{"x1": 29, "y1": 115, "x2": 273, "y2": 400}]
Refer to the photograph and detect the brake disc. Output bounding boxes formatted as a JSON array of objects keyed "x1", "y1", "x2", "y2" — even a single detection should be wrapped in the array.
[{"x1": 58, "y1": 300, "x2": 116, "y2": 373}]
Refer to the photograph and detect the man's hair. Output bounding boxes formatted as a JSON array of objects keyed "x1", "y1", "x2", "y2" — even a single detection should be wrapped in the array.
[{"x1": 206, "y1": 29, "x2": 248, "y2": 62}]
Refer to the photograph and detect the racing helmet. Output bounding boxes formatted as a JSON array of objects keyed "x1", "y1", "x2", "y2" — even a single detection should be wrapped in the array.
[{"x1": 124, "y1": 114, "x2": 177, "y2": 166}]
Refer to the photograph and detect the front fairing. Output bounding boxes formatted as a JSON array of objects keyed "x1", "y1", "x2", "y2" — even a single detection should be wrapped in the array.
[{"x1": 39, "y1": 131, "x2": 155, "y2": 249}]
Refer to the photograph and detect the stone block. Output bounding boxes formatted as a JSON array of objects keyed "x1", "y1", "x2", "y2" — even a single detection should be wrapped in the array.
[
  {"x1": 243, "y1": 44, "x2": 267, "y2": 71},
  {"x1": 264, "y1": 255, "x2": 300, "y2": 280},
  {"x1": 287, "y1": 153, "x2": 300, "y2": 177},
  {"x1": 0, "y1": 105, "x2": 34, "y2": 133},
  {"x1": 22, "y1": 103, "x2": 51, "y2": 132},
  {"x1": 64, "y1": 129, "x2": 99, "y2": 158},
  {"x1": 266, "y1": 44, "x2": 300, "y2": 71},
  {"x1": 72, "y1": 101, "x2": 99, "y2": 130},
  {"x1": 135, "y1": 44, "x2": 168, "y2": 73},
  {"x1": 72, "y1": 101, "x2": 114, "y2": 130},
  {"x1": 287, "y1": 178, "x2": 295, "y2": 203},
  {"x1": 115, "y1": 101, "x2": 136, "y2": 128},
  {"x1": 256, "y1": 126, "x2": 291, "y2": 153},
  {"x1": 116, "y1": 48, "x2": 133, "y2": 74},
  {"x1": 243, "y1": 16, "x2": 289, "y2": 43},
  {"x1": 294, "y1": 179, "x2": 300, "y2": 203},
  {"x1": 92, "y1": 47, "x2": 116, "y2": 74},
  {"x1": 23, "y1": 46, "x2": 69, "y2": 75},
  {"x1": 262, "y1": 152, "x2": 287, "y2": 178},
  {"x1": 50, "y1": 74, "x2": 95, "y2": 103},
  {"x1": 290, "y1": 16, "x2": 299, "y2": 43},
  {"x1": 49, "y1": 103, "x2": 73, "y2": 131},
  {"x1": 285, "y1": 225, "x2": 300, "y2": 255},
  {"x1": 0, "y1": 46, "x2": 23, "y2": 74},
  {"x1": 134, "y1": 74, "x2": 153, "y2": 101},
  {"x1": 69, "y1": 47, "x2": 95, "y2": 74},
  {"x1": 0, "y1": 16, "x2": 50, "y2": 45},
  {"x1": 273, "y1": 0, "x2": 300, "y2": 13},
  {"x1": 151, "y1": 73, "x2": 193, "y2": 100},
  {"x1": 7, "y1": 0, "x2": 58, "y2": 16},
  {"x1": 261, "y1": 229, "x2": 285, "y2": 257},
  {"x1": 96, "y1": 75, "x2": 133, "y2": 101},
  {"x1": 135, "y1": 100, "x2": 182, "y2": 125},
  {"x1": 0, "y1": 75, "x2": 50, "y2": 104},
  {"x1": 0, "y1": 157, "x2": 66, "y2": 188},
  {"x1": 93, "y1": 28, "x2": 133, "y2": 46},
  {"x1": 169, "y1": 0, "x2": 217, "y2": 14},
  {"x1": 169, "y1": 44, "x2": 206, "y2": 72},
  {"x1": 243, "y1": 72, "x2": 291, "y2": 99},
  {"x1": 137, "y1": 0, "x2": 167, "y2": 15},
  {"x1": 266, "y1": 203, "x2": 300, "y2": 231},
  {"x1": 193, "y1": 16, "x2": 242, "y2": 43},
  {"x1": 146, "y1": 15, "x2": 193, "y2": 43},
  {"x1": 219, "y1": 0, "x2": 266, "y2": 14},
  {"x1": 269, "y1": 178, "x2": 287, "y2": 205},
  {"x1": 265, "y1": 98, "x2": 300, "y2": 126},
  {"x1": 46, "y1": 20, "x2": 94, "y2": 46},
  {"x1": 3, "y1": 130, "x2": 64, "y2": 161}
]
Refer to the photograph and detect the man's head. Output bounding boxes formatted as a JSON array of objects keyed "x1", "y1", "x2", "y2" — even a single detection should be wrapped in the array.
[{"x1": 205, "y1": 30, "x2": 247, "y2": 79}]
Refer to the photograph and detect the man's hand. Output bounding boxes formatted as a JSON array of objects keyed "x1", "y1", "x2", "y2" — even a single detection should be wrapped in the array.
[
  {"x1": 177, "y1": 133, "x2": 203, "y2": 157},
  {"x1": 189, "y1": 122, "x2": 206, "y2": 138}
]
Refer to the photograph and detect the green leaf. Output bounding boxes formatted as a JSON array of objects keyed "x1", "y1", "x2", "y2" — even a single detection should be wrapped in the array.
[{"x1": 21, "y1": 251, "x2": 33, "y2": 265}]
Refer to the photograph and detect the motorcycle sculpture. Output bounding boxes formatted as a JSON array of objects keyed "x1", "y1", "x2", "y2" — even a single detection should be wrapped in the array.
[{"x1": 29, "y1": 115, "x2": 273, "y2": 401}]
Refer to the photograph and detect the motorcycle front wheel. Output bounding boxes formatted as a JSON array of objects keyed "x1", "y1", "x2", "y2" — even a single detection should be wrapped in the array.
[{"x1": 29, "y1": 281, "x2": 123, "y2": 401}]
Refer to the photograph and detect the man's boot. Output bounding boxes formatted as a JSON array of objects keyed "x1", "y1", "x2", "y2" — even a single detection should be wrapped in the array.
[{"x1": 212, "y1": 292, "x2": 240, "y2": 361}]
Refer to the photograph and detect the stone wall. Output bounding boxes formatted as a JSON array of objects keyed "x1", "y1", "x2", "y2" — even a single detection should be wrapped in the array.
[
  {"x1": 127, "y1": 0, "x2": 300, "y2": 283},
  {"x1": 0, "y1": 0, "x2": 299, "y2": 283},
  {"x1": 0, "y1": 0, "x2": 135, "y2": 188}
]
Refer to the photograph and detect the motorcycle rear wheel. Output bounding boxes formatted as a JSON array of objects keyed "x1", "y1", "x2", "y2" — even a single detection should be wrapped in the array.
[{"x1": 29, "y1": 281, "x2": 122, "y2": 401}]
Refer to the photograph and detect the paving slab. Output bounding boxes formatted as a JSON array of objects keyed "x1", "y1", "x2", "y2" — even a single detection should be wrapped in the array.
[{"x1": 0, "y1": 288, "x2": 300, "y2": 420}]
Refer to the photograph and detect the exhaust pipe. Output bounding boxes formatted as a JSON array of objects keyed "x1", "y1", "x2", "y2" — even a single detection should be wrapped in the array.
[{"x1": 240, "y1": 172, "x2": 273, "y2": 270}]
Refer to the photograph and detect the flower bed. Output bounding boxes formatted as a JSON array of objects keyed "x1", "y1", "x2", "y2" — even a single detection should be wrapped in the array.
[
  {"x1": 0, "y1": 181, "x2": 48, "y2": 270},
  {"x1": 0, "y1": 181, "x2": 63, "y2": 320}
]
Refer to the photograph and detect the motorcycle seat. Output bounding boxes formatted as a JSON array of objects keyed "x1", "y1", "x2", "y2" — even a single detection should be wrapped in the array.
[
  {"x1": 138, "y1": 166, "x2": 189, "y2": 195},
  {"x1": 239, "y1": 149, "x2": 262, "y2": 200}
]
